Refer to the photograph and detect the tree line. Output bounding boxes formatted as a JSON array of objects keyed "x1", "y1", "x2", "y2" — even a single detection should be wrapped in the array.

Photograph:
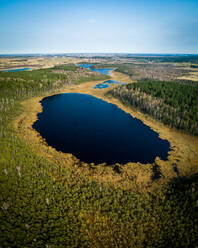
[
  {"x1": 0, "y1": 66, "x2": 197, "y2": 247},
  {"x1": 108, "y1": 79, "x2": 198, "y2": 136}
]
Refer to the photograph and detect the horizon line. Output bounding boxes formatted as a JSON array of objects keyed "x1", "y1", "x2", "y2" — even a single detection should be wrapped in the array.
[{"x1": 0, "y1": 52, "x2": 198, "y2": 56}]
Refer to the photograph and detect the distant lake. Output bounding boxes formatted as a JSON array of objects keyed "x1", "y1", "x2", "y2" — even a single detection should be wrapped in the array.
[
  {"x1": 78, "y1": 64, "x2": 114, "y2": 75},
  {"x1": 78, "y1": 64, "x2": 124, "y2": 88},
  {"x1": 0, "y1": 68, "x2": 30, "y2": 72},
  {"x1": 33, "y1": 93, "x2": 170, "y2": 164}
]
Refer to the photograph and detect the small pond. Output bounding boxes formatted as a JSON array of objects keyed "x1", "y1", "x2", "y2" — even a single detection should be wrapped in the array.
[
  {"x1": 33, "y1": 93, "x2": 170, "y2": 164},
  {"x1": 94, "y1": 80, "x2": 125, "y2": 89}
]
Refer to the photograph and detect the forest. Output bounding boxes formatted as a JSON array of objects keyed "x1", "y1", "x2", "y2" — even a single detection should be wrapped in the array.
[
  {"x1": 117, "y1": 54, "x2": 198, "y2": 63},
  {"x1": 108, "y1": 79, "x2": 198, "y2": 136},
  {"x1": 0, "y1": 64, "x2": 198, "y2": 247}
]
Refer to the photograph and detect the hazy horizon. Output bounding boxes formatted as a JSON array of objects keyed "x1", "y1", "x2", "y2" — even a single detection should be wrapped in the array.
[{"x1": 0, "y1": 53, "x2": 198, "y2": 56}]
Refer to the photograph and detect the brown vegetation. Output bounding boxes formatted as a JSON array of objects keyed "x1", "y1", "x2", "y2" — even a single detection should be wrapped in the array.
[{"x1": 13, "y1": 70, "x2": 198, "y2": 193}]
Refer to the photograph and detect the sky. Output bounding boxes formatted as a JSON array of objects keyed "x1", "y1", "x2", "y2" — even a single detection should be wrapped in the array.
[{"x1": 0, "y1": 0, "x2": 198, "y2": 54}]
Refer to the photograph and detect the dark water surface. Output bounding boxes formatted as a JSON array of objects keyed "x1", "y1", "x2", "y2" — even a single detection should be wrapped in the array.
[{"x1": 33, "y1": 93, "x2": 170, "y2": 164}]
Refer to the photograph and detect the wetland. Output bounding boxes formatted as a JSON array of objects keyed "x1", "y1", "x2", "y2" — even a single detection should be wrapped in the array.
[{"x1": 33, "y1": 93, "x2": 170, "y2": 164}]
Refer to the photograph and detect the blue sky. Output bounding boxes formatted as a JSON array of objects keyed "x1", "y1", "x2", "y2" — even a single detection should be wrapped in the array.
[{"x1": 0, "y1": 0, "x2": 198, "y2": 54}]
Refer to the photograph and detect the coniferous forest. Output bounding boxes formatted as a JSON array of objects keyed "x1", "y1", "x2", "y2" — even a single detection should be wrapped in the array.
[
  {"x1": 108, "y1": 79, "x2": 198, "y2": 136},
  {"x1": 0, "y1": 62, "x2": 198, "y2": 247}
]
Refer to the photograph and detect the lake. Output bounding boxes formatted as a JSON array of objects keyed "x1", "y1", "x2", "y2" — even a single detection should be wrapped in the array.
[
  {"x1": 78, "y1": 64, "x2": 114, "y2": 75},
  {"x1": 0, "y1": 68, "x2": 30, "y2": 72},
  {"x1": 33, "y1": 93, "x2": 170, "y2": 164}
]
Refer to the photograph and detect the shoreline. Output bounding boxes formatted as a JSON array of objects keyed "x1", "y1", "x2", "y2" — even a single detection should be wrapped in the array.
[{"x1": 13, "y1": 70, "x2": 198, "y2": 191}]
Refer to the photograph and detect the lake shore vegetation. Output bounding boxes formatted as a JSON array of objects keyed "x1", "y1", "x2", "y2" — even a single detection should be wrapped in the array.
[{"x1": 0, "y1": 59, "x2": 198, "y2": 247}]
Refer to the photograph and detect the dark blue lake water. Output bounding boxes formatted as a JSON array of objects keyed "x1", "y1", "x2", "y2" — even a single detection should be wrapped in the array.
[
  {"x1": 78, "y1": 64, "x2": 114, "y2": 75},
  {"x1": 0, "y1": 68, "x2": 30, "y2": 72},
  {"x1": 33, "y1": 93, "x2": 170, "y2": 164}
]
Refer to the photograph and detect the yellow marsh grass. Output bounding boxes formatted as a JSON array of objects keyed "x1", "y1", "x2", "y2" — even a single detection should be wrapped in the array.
[
  {"x1": 0, "y1": 56, "x2": 80, "y2": 70},
  {"x1": 13, "y1": 71, "x2": 198, "y2": 192},
  {"x1": 177, "y1": 66, "x2": 198, "y2": 81}
]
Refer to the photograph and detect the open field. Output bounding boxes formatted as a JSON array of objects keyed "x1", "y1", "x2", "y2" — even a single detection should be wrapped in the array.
[
  {"x1": 0, "y1": 56, "x2": 80, "y2": 70},
  {"x1": 177, "y1": 68, "x2": 198, "y2": 81}
]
